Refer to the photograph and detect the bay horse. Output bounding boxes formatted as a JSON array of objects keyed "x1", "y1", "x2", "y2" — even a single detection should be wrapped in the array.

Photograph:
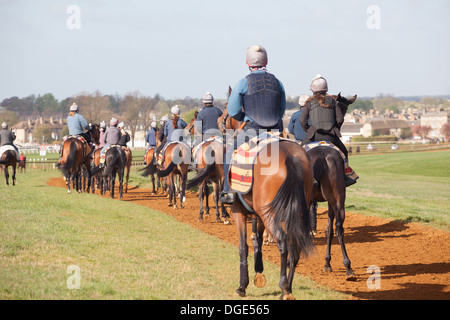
[
  {"x1": 141, "y1": 142, "x2": 190, "y2": 209},
  {"x1": 122, "y1": 147, "x2": 132, "y2": 193},
  {"x1": 307, "y1": 93, "x2": 357, "y2": 280},
  {"x1": 143, "y1": 147, "x2": 160, "y2": 194},
  {"x1": 187, "y1": 138, "x2": 229, "y2": 223},
  {"x1": 60, "y1": 124, "x2": 100, "y2": 194},
  {"x1": 92, "y1": 146, "x2": 127, "y2": 199},
  {"x1": 0, "y1": 150, "x2": 17, "y2": 186},
  {"x1": 231, "y1": 140, "x2": 314, "y2": 300}
]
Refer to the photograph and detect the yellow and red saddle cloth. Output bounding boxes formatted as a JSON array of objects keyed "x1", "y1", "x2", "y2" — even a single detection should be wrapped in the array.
[
  {"x1": 302, "y1": 141, "x2": 359, "y2": 181},
  {"x1": 68, "y1": 135, "x2": 91, "y2": 156},
  {"x1": 229, "y1": 133, "x2": 287, "y2": 194}
]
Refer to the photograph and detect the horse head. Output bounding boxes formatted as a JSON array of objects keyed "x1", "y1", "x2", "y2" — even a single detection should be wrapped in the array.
[{"x1": 90, "y1": 123, "x2": 101, "y2": 145}]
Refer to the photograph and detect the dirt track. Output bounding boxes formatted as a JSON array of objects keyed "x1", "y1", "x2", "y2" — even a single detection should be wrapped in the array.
[{"x1": 47, "y1": 177, "x2": 450, "y2": 300}]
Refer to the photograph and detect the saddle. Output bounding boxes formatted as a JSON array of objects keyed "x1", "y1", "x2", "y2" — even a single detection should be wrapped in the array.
[
  {"x1": 192, "y1": 136, "x2": 224, "y2": 165},
  {"x1": 157, "y1": 141, "x2": 190, "y2": 166},
  {"x1": 100, "y1": 145, "x2": 128, "y2": 163},
  {"x1": 0, "y1": 145, "x2": 20, "y2": 161},
  {"x1": 229, "y1": 132, "x2": 287, "y2": 194},
  {"x1": 303, "y1": 141, "x2": 359, "y2": 181},
  {"x1": 67, "y1": 135, "x2": 91, "y2": 156}
]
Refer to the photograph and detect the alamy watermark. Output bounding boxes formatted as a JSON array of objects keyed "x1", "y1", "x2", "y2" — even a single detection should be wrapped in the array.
[
  {"x1": 66, "y1": 5, "x2": 81, "y2": 30},
  {"x1": 366, "y1": 265, "x2": 381, "y2": 289},
  {"x1": 367, "y1": 5, "x2": 381, "y2": 30},
  {"x1": 66, "y1": 265, "x2": 81, "y2": 289}
]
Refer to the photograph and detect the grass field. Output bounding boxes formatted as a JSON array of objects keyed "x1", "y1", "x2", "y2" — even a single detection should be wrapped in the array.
[
  {"x1": 345, "y1": 149, "x2": 450, "y2": 230},
  {"x1": 0, "y1": 171, "x2": 345, "y2": 300}
]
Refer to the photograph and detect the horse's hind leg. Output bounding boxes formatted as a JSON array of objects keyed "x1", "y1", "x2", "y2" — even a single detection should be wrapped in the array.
[
  {"x1": 12, "y1": 165, "x2": 16, "y2": 186},
  {"x1": 335, "y1": 203, "x2": 355, "y2": 280},
  {"x1": 324, "y1": 207, "x2": 334, "y2": 273},
  {"x1": 119, "y1": 169, "x2": 124, "y2": 199},
  {"x1": 4, "y1": 167, "x2": 9, "y2": 186},
  {"x1": 197, "y1": 180, "x2": 205, "y2": 221},
  {"x1": 231, "y1": 204, "x2": 249, "y2": 297},
  {"x1": 252, "y1": 217, "x2": 266, "y2": 288}
]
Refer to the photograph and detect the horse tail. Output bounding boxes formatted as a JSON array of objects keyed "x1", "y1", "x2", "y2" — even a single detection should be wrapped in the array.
[
  {"x1": 187, "y1": 163, "x2": 214, "y2": 190},
  {"x1": 140, "y1": 157, "x2": 157, "y2": 177},
  {"x1": 264, "y1": 154, "x2": 314, "y2": 261},
  {"x1": 61, "y1": 141, "x2": 77, "y2": 177},
  {"x1": 157, "y1": 161, "x2": 176, "y2": 178}
]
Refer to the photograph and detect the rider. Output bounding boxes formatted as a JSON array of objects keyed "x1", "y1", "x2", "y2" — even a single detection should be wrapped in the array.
[
  {"x1": 300, "y1": 74, "x2": 357, "y2": 186},
  {"x1": 0, "y1": 122, "x2": 20, "y2": 159},
  {"x1": 288, "y1": 94, "x2": 310, "y2": 142},
  {"x1": 117, "y1": 122, "x2": 131, "y2": 147},
  {"x1": 99, "y1": 118, "x2": 121, "y2": 167},
  {"x1": 195, "y1": 92, "x2": 223, "y2": 141},
  {"x1": 220, "y1": 45, "x2": 286, "y2": 204},
  {"x1": 98, "y1": 121, "x2": 106, "y2": 149},
  {"x1": 67, "y1": 103, "x2": 91, "y2": 146},
  {"x1": 145, "y1": 121, "x2": 158, "y2": 149}
]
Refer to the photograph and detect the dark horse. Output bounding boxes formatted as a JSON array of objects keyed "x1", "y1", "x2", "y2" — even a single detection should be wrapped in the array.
[
  {"x1": 0, "y1": 150, "x2": 17, "y2": 186},
  {"x1": 232, "y1": 140, "x2": 314, "y2": 300},
  {"x1": 60, "y1": 124, "x2": 100, "y2": 194},
  {"x1": 92, "y1": 146, "x2": 127, "y2": 199},
  {"x1": 141, "y1": 142, "x2": 190, "y2": 209},
  {"x1": 187, "y1": 138, "x2": 229, "y2": 223},
  {"x1": 307, "y1": 93, "x2": 357, "y2": 280}
]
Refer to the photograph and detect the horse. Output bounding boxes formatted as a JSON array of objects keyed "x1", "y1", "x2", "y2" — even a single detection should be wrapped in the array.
[
  {"x1": 307, "y1": 93, "x2": 357, "y2": 280},
  {"x1": 59, "y1": 124, "x2": 100, "y2": 194},
  {"x1": 187, "y1": 138, "x2": 229, "y2": 223},
  {"x1": 92, "y1": 146, "x2": 127, "y2": 199},
  {"x1": 231, "y1": 140, "x2": 314, "y2": 300},
  {"x1": 141, "y1": 141, "x2": 190, "y2": 209},
  {"x1": 122, "y1": 147, "x2": 132, "y2": 193},
  {"x1": 217, "y1": 87, "x2": 245, "y2": 134},
  {"x1": 0, "y1": 150, "x2": 17, "y2": 186},
  {"x1": 143, "y1": 147, "x2": 162, "y2": 194}
]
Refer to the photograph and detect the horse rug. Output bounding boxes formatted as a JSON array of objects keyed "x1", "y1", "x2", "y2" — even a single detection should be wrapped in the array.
[
  {"x1": 192, "y1": 136, "x2": 224, "y2": 164},
  {"x1": 229, "y1": 132, "x2": 288, "y2": 194},
  {"x1": 0, "y1": 145, "x2": 20, "y2": 161},
  {"x1": 302, "y1": 141, "x2": 359, "y2": 181},
  {"x1": 67, "y1": 135, "x2": 91, "y2": 157}
]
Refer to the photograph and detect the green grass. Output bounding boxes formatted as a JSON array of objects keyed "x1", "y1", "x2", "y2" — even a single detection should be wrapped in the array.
[
  {"x1": 0, "y1": 171, "x2": 346, "y2": 300},
  {"x1": 344, "y1": 150, "x2": 450, "y2": 230}
]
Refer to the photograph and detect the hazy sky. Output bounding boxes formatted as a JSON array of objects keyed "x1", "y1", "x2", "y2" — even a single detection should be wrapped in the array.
[{"x1": 1, "y1": 0, "x2": 449, "y2": 102}]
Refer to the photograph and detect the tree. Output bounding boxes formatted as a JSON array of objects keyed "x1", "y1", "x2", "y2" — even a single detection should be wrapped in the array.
[
  {"x1": 0, "y1": 110, "x2": 20, "y2": 127},
  {"x1": 441, "y1": 123, "x2": 450, "y2": 140},
  {"x1": 120, "y1": 91, "x2": 145, "y2": 147},
  {"x1": 35, "y1": 93, "x2": 59, "y2": 113},
  {"x1": 33, "y1": 125, "x2": 53, "y2": 144},
  {"x1": 72, "y1": 91, "x2": 113, "y2": 124}
]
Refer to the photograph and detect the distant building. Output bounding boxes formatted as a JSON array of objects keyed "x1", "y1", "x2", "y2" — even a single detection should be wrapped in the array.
[
  {"x1": 420, "y1": 111, "x2": 450, "y2": 139},
  {"x1": 362, "y1": 119, "x2": 410, "y2": 138},
  {"x1": 12, "y1": 116, "x2": 65, "y2": 144}
]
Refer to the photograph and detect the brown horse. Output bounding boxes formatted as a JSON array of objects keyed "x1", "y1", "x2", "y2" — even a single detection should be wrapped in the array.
[
  {"x1": 0, "y1": 150, "x2": 17, "y2": 186},
  {"x1": 60, "y1": 124, "x2": 100, "y2": 194},
  {"x1": 231, "y1": 140, "x2": 314, "y2": 300},
  {"x1": 187, "y1": 138, "x2": 229, "y2": 223},
  {"x1": 90, "y1": 148, "x2": 106, "y2": 195},
  {"x1": 144, "y1": 147, "x2": 163, "y2": 194},
  {"x1": 122, "y1": 147, "x2": 132, "y2": 193},
  {"x1": 141, "y1": 142, "x2": 190, "y2": 209}
]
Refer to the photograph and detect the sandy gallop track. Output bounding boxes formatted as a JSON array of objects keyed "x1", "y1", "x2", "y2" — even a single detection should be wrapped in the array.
[{"x1": 47, "y1": 177, "x2": 450, "y2": 300}]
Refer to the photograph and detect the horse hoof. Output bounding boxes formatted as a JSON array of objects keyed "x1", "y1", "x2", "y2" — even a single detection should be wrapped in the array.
[
  {"x1": 346, "y1": 270, "x2": 357, "y2": 281},
  {"x1": 280, "y1": 293, "x2": 295, "y2": 300},
  {"x1": 215, "y1": 217, "x2": 221, "y2": 223},
  {"x1": 173, "y1": 205, "x2": 178, "y2": 210},
  {"x1": 198, "y1": 217, "x2": 203, "y2": 222},
  {"x1": 67, "y1": 190, "x2": 71, "y2": 194},
  {"x1": 254, "y1": 273, "x2": 266, "y2": 288},
  {"x1": 323, "y1": 266, "x2": 332, "y2": 273},
  {"x1": 223, "y1": 219, "x2": 230, "y2": 225},
  {"x1": 168, "y1": 202, "x2": 173, "y2": 207},
  {"x1": 234, "y1": 288, "x2": 246, "y2": 298}
]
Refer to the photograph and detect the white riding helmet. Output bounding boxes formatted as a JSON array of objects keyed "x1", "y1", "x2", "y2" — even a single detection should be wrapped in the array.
[
  {"x1": 110, "y1": 118, "x2": 118, "y2": 126},
  {"x1": 246, "y1": 45, "x2": 268, "y2": 68},
  {"x1": 310, "y1": 74, "x2": 328, "y2": 93},
  {"x1": 202, "y1": 92, "x2": 214, "y2": 104},
  {"x1": 171, "y1": 105, "x2": 180, "y2": 115},
  {"x1": 161, "y1": 115, "x2": 169, "y2": 122},
  {"x1": 299, "y1": 94, "x2": 310, "y2": 107},
  {"x1": 151, "y1": 121, "x2": 157, "y2": 129},
  {"x1": 69, "y1": 103, "x2": 78, "y2": 111},
  {"x1": 100, "y1": 121, "x2": 106, "y2": 128},
  {"x1": 2, "y1": 122, "x2": 7, "y2": 129},
  {"x1": 118, "y1": 121, "x2": 125, "y2": 128}
]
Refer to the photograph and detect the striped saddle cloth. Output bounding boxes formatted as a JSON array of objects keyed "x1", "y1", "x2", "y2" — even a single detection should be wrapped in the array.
[
  {"x1": 68, "y1": 135, "x2": 91, "y2": 156},
  {"x1": 229, "y1": 132, "x2": 285, "y2": 194}
]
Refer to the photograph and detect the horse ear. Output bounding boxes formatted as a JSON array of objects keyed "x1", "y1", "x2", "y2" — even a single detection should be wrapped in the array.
[
  {"x1": 228, "y1": 86, "x2": 232, "y2": 96},
  {"x1": 349, "y1": 94, "x2": 357, "y2": 104}
]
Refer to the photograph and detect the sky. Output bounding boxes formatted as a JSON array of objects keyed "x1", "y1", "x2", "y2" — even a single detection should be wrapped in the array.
[{"x1": 0, "y1": 0, "x2": 449, "y2": 102}]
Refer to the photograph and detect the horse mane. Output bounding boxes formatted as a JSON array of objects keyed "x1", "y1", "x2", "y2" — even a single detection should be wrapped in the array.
[
  {"x1": 172, "y1": 115, "x2": 179, "y2": 129},
  {"x1": 306, "y1": 92, "x2": 334, "y2": 108}
]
